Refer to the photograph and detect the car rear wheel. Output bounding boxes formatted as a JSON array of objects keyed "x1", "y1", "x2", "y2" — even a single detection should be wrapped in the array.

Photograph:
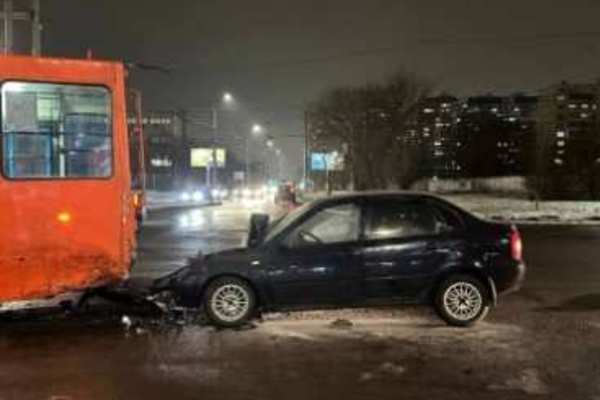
[
  {"x1": 204, "y1": 277, "x2": 256, "y2": 327},
  {"x1": 435, "y1": 274, "x2": 490, "y2": 327}
]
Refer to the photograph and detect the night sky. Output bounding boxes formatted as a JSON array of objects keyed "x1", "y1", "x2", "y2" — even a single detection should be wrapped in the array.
[{"x1": 41, "y1": 0, "x2": 600, "y2": 178}]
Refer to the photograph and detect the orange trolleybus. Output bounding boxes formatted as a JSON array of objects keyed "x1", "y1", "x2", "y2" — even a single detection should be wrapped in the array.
[{"x1": 0, "y1": 54, "x2": 138, "y2": 308}]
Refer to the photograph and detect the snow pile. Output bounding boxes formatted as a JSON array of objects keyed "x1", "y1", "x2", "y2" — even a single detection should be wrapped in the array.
[
  {"x1": 412, "y1": 176, "x2": 527, "y2": 195},
  {"x1": 445, "y1": 194, "x2": 600, "y2": 224},
  {"x1": 301, "y1": 191, "x2": 600, "y2": 224}
]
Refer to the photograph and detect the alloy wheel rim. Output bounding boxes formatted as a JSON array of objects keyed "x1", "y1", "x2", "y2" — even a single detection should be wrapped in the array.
[
  {"x1": 443, "y1": 282, "x2": 483, "y2": 321},
  {"x1": 211, "y1": 284, "x2": 250, "y2": 322}
]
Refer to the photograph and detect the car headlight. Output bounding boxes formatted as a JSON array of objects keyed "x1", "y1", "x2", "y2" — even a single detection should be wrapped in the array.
[
  {"x1": 192, "y1": 191, "x2": 204, "y2": 202},
  {"x1": 180, "y1": 192, "x2": 191, "y2": 202}
]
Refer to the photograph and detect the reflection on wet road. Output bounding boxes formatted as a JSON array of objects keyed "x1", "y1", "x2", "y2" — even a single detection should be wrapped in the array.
[{"x1": 134, "y1": 203, "x2": 275, "y2": 278}]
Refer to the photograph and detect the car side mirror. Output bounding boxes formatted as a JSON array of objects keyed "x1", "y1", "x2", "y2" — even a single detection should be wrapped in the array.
[
  {"x1": 298, "y1": 230, "x2": 316, "y2": 244},
  {"x1": 247, "y1": 213, "x2": 270, "y2": 248}
]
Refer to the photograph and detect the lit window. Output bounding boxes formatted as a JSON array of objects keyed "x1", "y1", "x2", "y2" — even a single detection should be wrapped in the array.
[
  {"x1": 581, "y1": 113, "x2": 588, "y2": 118},
  {"x1": 582, "y1": 104, "x2": 589, "y2": 109},
  {"x1": 568, "y1": 104, "x2": 577, "y2": 109},
  {"x1": 556, "y1": 131, "x2": 565, "y2": 138},
  {"x1": 423, "y1": 108, "x2": 434, "y2": 114},
  {"x1": 557, "y1": 140, "x2": 565, "y2": 147},
  {"x1": 434, "y1": 141, "x2": 442, "y2": 146},
  {"x1": 554, "y1": 158, "x2": 563, "y2": 165}
]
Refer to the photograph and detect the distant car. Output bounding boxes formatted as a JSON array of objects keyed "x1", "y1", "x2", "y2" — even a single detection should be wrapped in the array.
[
  {"x1": 154, "y1": 192, "x2": 525, "y2": 327},
  {"x1": 275, "y1": 182, "x2": 296, "y2": 205}
]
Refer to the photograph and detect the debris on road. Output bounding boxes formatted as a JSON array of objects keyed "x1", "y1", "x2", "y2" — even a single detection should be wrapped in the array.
[
  {"x1": 488, "y1": 368, "x2": 549, "y2": 395},
  {"x1": 379, "y1": 362, "x2": 406, "y2": 376},
  {"x1": 359, "y1": 372, "x2": 374, "y2": 382},
  {"x1": 329, "y1": 318, "x2": 354, "y2": 330}
]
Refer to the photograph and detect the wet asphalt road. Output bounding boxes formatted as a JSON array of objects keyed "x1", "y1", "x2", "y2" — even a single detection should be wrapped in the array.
[{"x1": 2, "y1": 202, "x2": 600, "y2": 399}]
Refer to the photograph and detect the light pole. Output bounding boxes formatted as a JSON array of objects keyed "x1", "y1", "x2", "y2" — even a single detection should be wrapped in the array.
[
  {"x1": 246, "y1": 123, "x2": 264, "y2": 186},
  {"x1": 208, "y1": 92, "x2": 235, "y2": 188}
]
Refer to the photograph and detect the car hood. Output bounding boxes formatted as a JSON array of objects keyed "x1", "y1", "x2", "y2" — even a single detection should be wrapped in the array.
[{"x1": 151, "y1": 247, "x2": 255, "y2": 292}]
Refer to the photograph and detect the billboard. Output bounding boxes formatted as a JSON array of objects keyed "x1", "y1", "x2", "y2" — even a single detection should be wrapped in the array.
[
  {"x1": 310, "y1": 151, "x2": 344, "y2": 171},
  {"x1": 190, "y1": 148, "x2": 226, "y2": 168}
]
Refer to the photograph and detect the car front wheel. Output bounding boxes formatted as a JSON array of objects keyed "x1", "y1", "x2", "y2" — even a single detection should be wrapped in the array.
[
  {"x1": 204, "y1": 277, "x2": 256, "y2": 327},
  {"x1": 435, "y1": 274, "x2": 490, "y2": 327}
]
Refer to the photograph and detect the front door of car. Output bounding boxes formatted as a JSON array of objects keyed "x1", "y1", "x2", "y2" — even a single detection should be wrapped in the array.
[
  {"x1": 265, "y1": 201, "x2": 364, "y2": 308},
  {"x1": 361, "y1": 199, "x2": 461, "y2": 300}
]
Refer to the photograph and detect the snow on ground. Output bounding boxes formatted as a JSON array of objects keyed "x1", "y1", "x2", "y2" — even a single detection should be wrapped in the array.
[
  {"x1": 301, "y1": 191, "x2": 600, "y2": 224},
  {"x1": 444, "y1": 193, "x2": 600, "y2": 224}
]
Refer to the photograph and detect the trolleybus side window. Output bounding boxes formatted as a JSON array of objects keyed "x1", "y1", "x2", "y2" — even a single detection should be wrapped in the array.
[{"x1": 1, "y1": 81, "x2": 112, "y2": 179}]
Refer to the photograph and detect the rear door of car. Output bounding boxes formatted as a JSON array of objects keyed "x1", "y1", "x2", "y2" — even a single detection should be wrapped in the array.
[
  {"x1": 361, "y1": 197, "x2": 464, "y2": 301},
  {"x1": 265, "y1": 200, "x2": 365, "y2": 308}
]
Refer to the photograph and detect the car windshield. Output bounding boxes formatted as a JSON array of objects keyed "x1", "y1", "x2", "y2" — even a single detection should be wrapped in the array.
[{"x1": 263, "y1": 201, "x2": 312, "y2": 242}]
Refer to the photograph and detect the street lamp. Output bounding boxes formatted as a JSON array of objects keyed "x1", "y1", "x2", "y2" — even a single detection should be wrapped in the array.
[
  {"x1": 209, "y1": 92, "x2": 236, "y2": 188},
  {"x1": 252, "y1": 123, "x2": 263, "y2": 135},
  {"x1": 246, "y1": 123, "x2": 266, "y2": 187},
  {"x1": 222, "y1": 92, "x2": 234, "y2": 104}
]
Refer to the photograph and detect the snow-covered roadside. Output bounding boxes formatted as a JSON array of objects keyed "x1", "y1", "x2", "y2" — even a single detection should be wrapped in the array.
[
  {"x1": 444, "y1": 194, "x2": 600, "y2": 224},
  {"x1": 300, "y1": 191, "x2": 600, "y2": 224}
]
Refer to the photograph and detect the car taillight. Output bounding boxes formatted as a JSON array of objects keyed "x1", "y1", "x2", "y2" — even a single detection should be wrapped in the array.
[{"x1": 510, "y1": 227, "x2": 523, "y2": 262}]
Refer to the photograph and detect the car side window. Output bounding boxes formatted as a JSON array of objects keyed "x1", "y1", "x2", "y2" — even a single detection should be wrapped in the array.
[
  {"x1": 429, "y1": 202, "x2": 464, "y2": 233},
  {"x1": 286, "y1": 203, "x2": 361, "y2": 247},
  {"x1": 366, "y1": 201, "x2": 445, "y2": 240}
]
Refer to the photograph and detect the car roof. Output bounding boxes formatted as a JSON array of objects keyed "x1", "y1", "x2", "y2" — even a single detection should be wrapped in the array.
[{"x1": 309, "y1": 191, "x2": 441, "y2": 206}]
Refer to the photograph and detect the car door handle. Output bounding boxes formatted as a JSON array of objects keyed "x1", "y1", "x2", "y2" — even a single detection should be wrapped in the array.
[
  {"x1": 426, "y1": 242, "x2": 441, "y2": 251},
  {"x1": 365, "y1": 261, "x2": 396, "y2": 268}
]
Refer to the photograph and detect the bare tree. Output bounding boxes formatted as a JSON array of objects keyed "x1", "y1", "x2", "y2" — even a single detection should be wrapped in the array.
[{"x1": 308, "y1": 71, "x2": 430, "y2": 191}]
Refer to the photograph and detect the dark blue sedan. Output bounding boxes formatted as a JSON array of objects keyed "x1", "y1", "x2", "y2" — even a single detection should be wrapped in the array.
[{"x1": 156, "y1": 192, "x2": 525, "y2": 327}]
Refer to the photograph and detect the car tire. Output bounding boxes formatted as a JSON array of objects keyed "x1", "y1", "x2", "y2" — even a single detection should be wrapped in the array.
[
  {"x1": 203, "y1": 277, "x2": 256, "y2": 327},
  {"x1": 434, "y1": 274, "x2": 490, "y2": 327}
]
